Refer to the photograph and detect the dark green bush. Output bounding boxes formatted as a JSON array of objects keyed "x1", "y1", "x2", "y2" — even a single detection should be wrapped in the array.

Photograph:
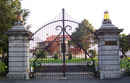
[
  {"x1": 0, "y1": 56, "x2": 8, "y2": 74},
  {"x1": 68, "y1": 53, "x2": 72, "y2": 60},
  {"x1": 54, "y1": 54, "x2": 58, "y2": 59},
  {"x1": 36, "y1": 50, "x2": 47, "y2": 60},
  {"x1": 89, "y1": 49, "x2": 97, "y2": 58}
]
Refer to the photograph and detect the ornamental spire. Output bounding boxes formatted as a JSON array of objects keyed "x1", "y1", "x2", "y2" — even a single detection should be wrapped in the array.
[
  {"x1": 104, "y1": 11, "x2": 109, "y2": 20},
  {"x1": 17, "y1": 12, "x2": 23, "y2": 21}
]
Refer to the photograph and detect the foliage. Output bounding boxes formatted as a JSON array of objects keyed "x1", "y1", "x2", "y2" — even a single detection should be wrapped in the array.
[
  {"x1": 0, "y1": 56, "x2": 8, "y2": 66},
  {"x1": 36, "y1": 50, "x2": 47, "y2": 60},
  {"x1": 119, "y1": 34, "x2": 130, "y2": 57},
  {"x1": 0, "y1": 37, "x2": 8, "y2": 55},
  {"x1": 0, "y1": 56, "x2": 8, "y2": 74},
  {"x1": 68, "y1": 53, "x2": 72, "y2": 60},
  {"x1": 0, "y1": 62, "x2": 8, "y2": 74},
  {"x1": 0, "y1": 0, "x2": 30, "y2": 55},
  {"x1": 120, "y1": 59, "x2": 130, "y2": 68},
  {"x1": 89, "y1": 49, "x2": 97, "y2": 58},
  {"x1": 70, "y1": 19, "x2": 97, "y2": 59},
  {"x1": 69, "y1": 47, "x2": 83, "y2": 54},
  {"x1": 54, "y1": 54, "x2": 58, "y2": 59},
  {"x1": 47, "y1": 42, "x2": 59, "y2": 54}
]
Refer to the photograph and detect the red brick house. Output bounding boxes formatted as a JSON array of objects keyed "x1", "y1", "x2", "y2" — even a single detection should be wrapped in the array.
[
  {"x1": 36, "y1": 35, "x2": 71, "y2": 56},
  {"x1": 30, "y1": 35, "x2": 84, "y2": 58}
]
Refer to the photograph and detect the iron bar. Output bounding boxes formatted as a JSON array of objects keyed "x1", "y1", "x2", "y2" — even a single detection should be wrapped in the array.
[
  {"x1": 33, "y1": 29, "x2": 63, "y2": 67},
  {"x1": 65, "y1": 28, "x2": 95, "y2": 67},
  {"x1": 29, "y1": 20, "x2": 98, "y2": 40},
  {"x1": 62, "y1": 8, "x2": 66, "y2": 77}
]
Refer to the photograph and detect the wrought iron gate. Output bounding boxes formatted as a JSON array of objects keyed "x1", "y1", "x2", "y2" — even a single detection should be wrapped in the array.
[{"x1": 29, "y1": 9, "x2": 98, "y2": 78}]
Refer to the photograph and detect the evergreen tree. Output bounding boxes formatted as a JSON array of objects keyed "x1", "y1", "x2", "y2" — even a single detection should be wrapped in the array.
[
  {"x1": 68, "y1": 53, "x2": 72, "y2": 60},
  {"x1": 70, "y1": 19, "x2": 97, "y2": 59},
  {"x1": 54, "y1": 54, "x2": 58, "y2": 59}
]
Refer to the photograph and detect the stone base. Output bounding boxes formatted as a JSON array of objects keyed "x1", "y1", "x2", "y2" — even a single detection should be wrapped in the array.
[
  {"x1": 7, "y1": 72, "x2": 29, "y2": 79},
  {"x1": 100, "y1": 71, "x2": 123, "y2": 79}
]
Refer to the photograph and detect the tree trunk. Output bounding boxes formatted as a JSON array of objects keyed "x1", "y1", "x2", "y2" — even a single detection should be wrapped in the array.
[
  {"x1": 85, "y1": 53, "x2": 87, "y2": 60},
  {"x1": 84, "y1": 48, "x2": 87, "y2": 60}
]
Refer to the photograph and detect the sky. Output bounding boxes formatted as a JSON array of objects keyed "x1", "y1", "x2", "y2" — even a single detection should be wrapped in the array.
[{"x1": 21, "y1": 0, "x2": 130, "y2": 35}]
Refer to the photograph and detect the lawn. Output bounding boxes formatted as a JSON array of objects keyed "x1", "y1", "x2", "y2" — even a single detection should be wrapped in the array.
[
  {"x1": 30, "y1": 57, "x2": 130, "y2": 69},
  {"x1": 120, "y1": 59, "x2": 130, "y2": 68},
  {"x1": 30, "y1": 58, "x2": 98, "y2": 63}
]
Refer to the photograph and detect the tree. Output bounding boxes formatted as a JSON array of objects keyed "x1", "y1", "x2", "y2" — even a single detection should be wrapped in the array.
[
  {"x1": 89, "y1": 49, "x2": 97, "y2": 58},
  {"x1": 69, "y1": 47, "x2": 83, "y2": 54},
  {"x1": 0, "y1": 0, "x2": 30, "y2": 55},
  {"x1": 70, "y1": 19, "x2": 97, "y2": 59},
  {"x1": 47, "y1": 42, "x2": 59, "y2": 54},
  {"x1": 119, "y1": 34, "x2": 130, "y2": 57},
  {"x1": 36, "y1": 50, "x2": 47, "y2": 60}
]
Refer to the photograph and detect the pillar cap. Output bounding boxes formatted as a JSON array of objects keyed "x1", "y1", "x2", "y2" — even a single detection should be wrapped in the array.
[
  {"x1": 94, "y1": 29, "x2": 123, "y2": 36},
  {"x1": 100, "y1": 11, "x2": 118, "y2": 29}
]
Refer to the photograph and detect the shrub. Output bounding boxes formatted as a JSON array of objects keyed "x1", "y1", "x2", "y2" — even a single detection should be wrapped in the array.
[
  {"x1": 54, "y1": 54, "x2": 58, "y2": 59},
  {"x1": 68, "y1": 53, "x2": 72, "y2": 60},
  {"x1": 89, "y1": 49, "x2": 97, "y2": 58},
  {"x1": 36, "y1": 50, "x2": 47, "y2": 60},
  {"x1": 0, "y1": 56, "x2": 8, "y2": 74}
]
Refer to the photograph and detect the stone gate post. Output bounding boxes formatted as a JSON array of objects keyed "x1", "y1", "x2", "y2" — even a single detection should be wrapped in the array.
[
  {"x1": 4, "y1": 13, "x2": 33, "y2": 79},
  {"x1": 95, "y1": 11, "x2": 123, "y2": 79}
]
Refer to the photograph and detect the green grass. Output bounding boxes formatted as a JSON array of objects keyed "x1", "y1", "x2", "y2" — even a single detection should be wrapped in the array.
[
  {"x1": 30, "y1": 58, "x2": 98, "y2": 63},
  {"x1": 120, "y1": 59, "x2": 130, "y2": 68},
  {"x1": 30, "y1": 57, "x2": 129, "y2": 71}
]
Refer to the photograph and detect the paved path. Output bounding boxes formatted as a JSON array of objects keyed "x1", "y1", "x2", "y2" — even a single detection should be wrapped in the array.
[{"x1": 0, "y1": 76, "x2": 130, "y2": 83}]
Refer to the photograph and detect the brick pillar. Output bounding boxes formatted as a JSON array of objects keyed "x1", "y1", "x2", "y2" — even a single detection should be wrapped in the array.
[{"x1": 4, "y1": 20, "x2": 33, "y2": 79}]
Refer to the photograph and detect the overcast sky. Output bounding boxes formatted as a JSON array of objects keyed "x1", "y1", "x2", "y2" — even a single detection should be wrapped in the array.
[{"x1": 21, "y1": 0, "x2": 130, "y2": 35}]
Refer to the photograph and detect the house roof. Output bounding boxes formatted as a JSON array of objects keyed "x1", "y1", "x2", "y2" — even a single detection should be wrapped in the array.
[{"x1": 45, "y1": 35, "x2": 71, "y2": 42}]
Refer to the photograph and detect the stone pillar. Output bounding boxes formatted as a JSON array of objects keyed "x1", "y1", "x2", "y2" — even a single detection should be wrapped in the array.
[
  {"x1": 95, "y1": 11, "x2": 123, "y2": 79},
  {"x1": 4, "y1": 13, "x2": 33, "y2": 79}
]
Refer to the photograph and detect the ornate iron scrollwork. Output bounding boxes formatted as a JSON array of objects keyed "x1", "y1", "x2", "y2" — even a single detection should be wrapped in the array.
[
  {"x1": 65, "y1": 30, "x2": 95, "y2": 67},
  {"x1": 33, "y1": 25, "x2": 63, "y2": 67}
]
